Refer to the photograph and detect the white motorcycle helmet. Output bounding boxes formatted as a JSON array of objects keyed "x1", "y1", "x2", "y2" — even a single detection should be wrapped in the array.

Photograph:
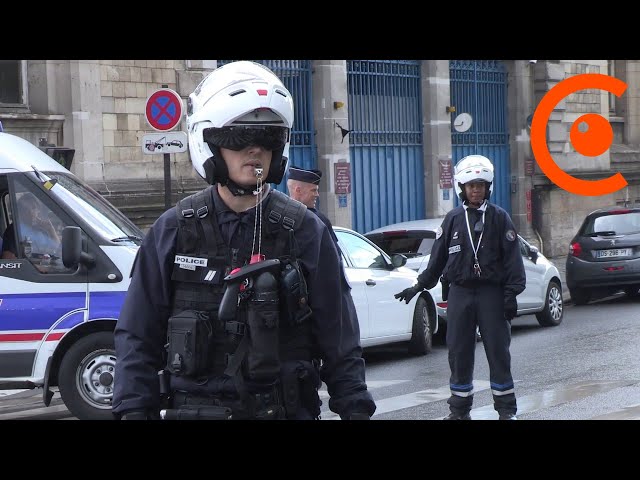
[
  {"x1": 453, "y1": 154, "x2": 494, "y2": 202},
  {"x1": 186, "y1": 61, "x2": 294, "y2": 193}
]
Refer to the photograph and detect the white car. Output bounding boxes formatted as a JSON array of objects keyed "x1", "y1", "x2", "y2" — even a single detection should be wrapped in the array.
[
  {"x1": 365, "y1": 219, "x2": 564, "y2": 329},
  {"x1": 333, "y1": 226, "x2": 437, "y2": 355}
]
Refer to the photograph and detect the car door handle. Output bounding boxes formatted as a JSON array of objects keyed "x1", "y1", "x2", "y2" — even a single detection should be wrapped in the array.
[{"x1": 366, "y1": 279, "x2": 376, "y2": 286}]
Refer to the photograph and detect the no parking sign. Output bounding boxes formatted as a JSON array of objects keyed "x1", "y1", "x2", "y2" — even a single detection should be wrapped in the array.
[{"x1": 145, "y1": 88, "x2": 183, "y2": 132}]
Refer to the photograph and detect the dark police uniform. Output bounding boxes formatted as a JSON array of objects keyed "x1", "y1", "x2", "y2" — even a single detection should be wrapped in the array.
[
  {"x1": 112, "y1": 185, "x2": 375, "y2": 420},
  {"x1": 416, "y1": 201, "x2": 525, "y2": 417}
]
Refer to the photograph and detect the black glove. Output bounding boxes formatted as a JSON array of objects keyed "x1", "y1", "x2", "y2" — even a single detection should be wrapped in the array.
[
  {"x1": 394, "y1": 284, "x2": 423, "y2": 304},
  {"x1": 119, "y1": 409, "x2": 152, "y2": 420},
  {"x1": 440, "y1": 276, "x2": 450, "y2": 302},
  {"x1": 348, "y1": 413, "x2": 371, "y2": 420},
  {"x1": 504, "y1": 295, "x2": 518, "y2": 321}
]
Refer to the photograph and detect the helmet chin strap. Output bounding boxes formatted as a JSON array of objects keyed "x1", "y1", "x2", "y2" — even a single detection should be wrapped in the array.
[
  {"x1": 203, "y1": 149, "x2": 272, "y2": 197},
  {"x1": 463, "y1": 199, "x2": 488, "y2": 211},
  {"x1": 224, "y1": 178, "x2": 261, "y2": 197}
]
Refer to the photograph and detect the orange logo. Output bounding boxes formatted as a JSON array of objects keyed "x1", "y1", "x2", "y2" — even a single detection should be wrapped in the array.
[{"x1": 530, "y1": 73, "x2": 628, "y2": 196}]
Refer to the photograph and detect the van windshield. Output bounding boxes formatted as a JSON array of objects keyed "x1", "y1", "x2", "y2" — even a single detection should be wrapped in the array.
[{"x1": 40, "y1": 172, "x2": 144, "y2": 245}]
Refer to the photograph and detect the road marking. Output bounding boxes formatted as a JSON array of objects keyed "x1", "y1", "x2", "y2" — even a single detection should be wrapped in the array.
[
  {"x1": 469, "y1": 379, "x2": 637, "y2": 420},
  {"x1": 2, "y1": 379, "x2": 638, "y2": 420},
  {"x1": 591, "y1": 403, "x2": 640, "y2": 420},
  {"x1": 318, "y1": 379, "x2": 410, "y2": 399},
  {"x1": 0, "y1": 389, "x2": 29, "y2": 397},
  {"x1": 0, "y1": 403, "x2": 71, "y2": 420},
  {"x1": 321, "y1": 380, "x2": 492, "y2": 420}
]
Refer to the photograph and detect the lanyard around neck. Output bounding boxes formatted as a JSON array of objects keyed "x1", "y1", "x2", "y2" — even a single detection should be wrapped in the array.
[{"x1": 465, "y1": 208, "x2": 485, "y2": 261}]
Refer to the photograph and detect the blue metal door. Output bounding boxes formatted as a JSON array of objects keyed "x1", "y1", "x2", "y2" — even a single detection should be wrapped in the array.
[
  {"x1": 449, "y1": 60, "x2": 510, "y2": 213},
  {"x1": 347, "y1": 60, "x2": 425, "y2": 234},
  {"x1": 217, "y1": 60, "x2": 315, "y2": 193}
]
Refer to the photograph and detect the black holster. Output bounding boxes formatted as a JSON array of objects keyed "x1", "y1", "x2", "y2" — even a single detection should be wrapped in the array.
[
  {"x1": 245, "y1": 271, "x2": 280, "y2": 381},
  {"x1": 280, "y1": 360, "x2": 322, "y2": 419},
  {"x1": 165, "y1": 310, "x2": 212, "y2": 377},
  {"x1": 440, "y1": 276, "x2": 450, "y2": 302}
]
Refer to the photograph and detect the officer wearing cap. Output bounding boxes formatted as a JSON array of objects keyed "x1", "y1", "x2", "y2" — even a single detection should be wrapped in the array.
[{"x1": 287, "y1": 165, "x2": 339, "y2": 245}]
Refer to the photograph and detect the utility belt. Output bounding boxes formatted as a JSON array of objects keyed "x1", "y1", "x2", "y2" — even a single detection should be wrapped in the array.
[
  {"x1": 163, "y1": 384, "x2": 284, "y2": 420},
  {"x1": 159, "y1": 360, "x2": 321, "y2": 420},
  {"x1": 452, "y1": 278, "x2": 502, "y2": 289}
]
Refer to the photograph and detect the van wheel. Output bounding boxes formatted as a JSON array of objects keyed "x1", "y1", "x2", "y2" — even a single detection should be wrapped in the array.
[
  {"x1": 408, "y1": 296, "x2": 433, "y2": 356},
  {"x1": 58, "y1": 331, "x2": 116, "y2": 420},
  {"x1": 536, "y1": 280, "x2": 564, "y2": 327}
]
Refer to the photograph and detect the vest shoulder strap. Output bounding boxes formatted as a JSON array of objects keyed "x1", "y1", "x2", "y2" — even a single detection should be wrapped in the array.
[
  {"x1": 175, "y1": 186, "x2": 218, "y2": 255},
  {"x1": 266, "y1": 189, "x2": 307, "y2": 233},
  {"x1": 265, "y1": 190, "x2": 307, "y2": 258}
]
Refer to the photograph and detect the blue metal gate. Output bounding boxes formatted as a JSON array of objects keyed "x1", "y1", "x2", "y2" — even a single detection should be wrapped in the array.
[
  {"x1": 449, "y1": 60, "x2": 510, "y2": 213},
  {"x1": 217, "y1": 60, "x2": 315, "y2": 192},
  {"x1": 347, "y1": 60, "x2": 425, "y2": 234}
]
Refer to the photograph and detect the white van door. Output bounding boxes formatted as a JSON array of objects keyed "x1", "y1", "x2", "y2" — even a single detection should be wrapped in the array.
[{"x1": 0, "y1": 172, "x2": 88, "y2": 383}]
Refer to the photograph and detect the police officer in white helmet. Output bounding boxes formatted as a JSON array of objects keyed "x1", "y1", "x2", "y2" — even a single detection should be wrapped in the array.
[
  {"x1": 113, "y1": 61, "x2": 375, "y2": 420},
  {"x1": 394, "y1": 154, "x2": 525, "y2": 420}
]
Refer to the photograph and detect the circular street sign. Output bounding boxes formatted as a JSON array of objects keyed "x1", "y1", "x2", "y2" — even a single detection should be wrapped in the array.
[{"x1": 145, "y1": 88, "x2": 184, "y2": 132}]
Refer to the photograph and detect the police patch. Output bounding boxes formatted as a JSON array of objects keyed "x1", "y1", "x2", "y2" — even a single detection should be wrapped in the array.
[
  {"x1": 175, "y1": 255, "x2": 208, "y2": 271},
  {"x1": 506, "y1": 229, "x2": 516, "y2": 242},
  {"x1": 436, "y1": 227, "x2": 443, "y2": 239}
]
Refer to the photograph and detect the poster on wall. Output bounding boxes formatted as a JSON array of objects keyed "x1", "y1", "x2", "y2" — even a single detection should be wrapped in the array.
[{"x1": 439, "y1": 159, "x2": 453, "y2": 189}]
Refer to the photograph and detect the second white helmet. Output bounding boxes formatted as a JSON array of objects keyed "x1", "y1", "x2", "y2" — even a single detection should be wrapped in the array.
[
  {"x1": 453, "y1": 154, "x2": 494, "y2": 201},
  {"x1": 186, "y1": 61, "x2": 294, "y2": 188}
]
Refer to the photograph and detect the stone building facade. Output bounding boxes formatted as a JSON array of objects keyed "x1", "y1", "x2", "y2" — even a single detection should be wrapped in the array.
[{"x1": 1, "y1": 59, "x2": 638, "y2": 258}]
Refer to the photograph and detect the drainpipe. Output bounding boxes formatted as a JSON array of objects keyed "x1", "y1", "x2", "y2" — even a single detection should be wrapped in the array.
[{"x1": 533, "y1": 227, "x2": 544, "y2": 255}]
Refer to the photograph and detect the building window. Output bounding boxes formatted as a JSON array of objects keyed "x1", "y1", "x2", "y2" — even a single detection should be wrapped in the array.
[{"x1": 0, "y1": 60, "x2": 26, "y2": 107}]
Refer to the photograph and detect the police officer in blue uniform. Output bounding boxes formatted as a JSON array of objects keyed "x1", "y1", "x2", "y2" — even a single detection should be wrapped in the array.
[
  {"x1": 112, "y1": 61, "x2": 375, "y2": 421},
  {"x1": 286, "y1": 165, "x2": 339, "y2": 246},
  {"x1": 394, "y1": 155, "x2": 525, "y2": 420}
]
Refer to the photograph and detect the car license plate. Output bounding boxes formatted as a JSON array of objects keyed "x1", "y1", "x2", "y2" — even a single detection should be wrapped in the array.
[{"x1": 596, "y1": 248, "x2": 632, "y2": 258}]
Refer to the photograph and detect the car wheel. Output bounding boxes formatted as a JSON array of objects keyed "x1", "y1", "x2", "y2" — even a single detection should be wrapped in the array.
[
  {"x1": 569, "y1": 287, "x2": 590, "y2": 305},
  {"x1": 536, "y1": 280, "x2": 564, "y2": 327},
  {"x1": 408, "y1": 296, "x2": 433, "y2": 356},
  {"x1": 58, "y1": 331, "x2": 116, "y2": 420}
]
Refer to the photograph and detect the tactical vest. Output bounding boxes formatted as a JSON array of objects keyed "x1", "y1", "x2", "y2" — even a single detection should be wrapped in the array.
[{"x1": 167, "y1": 186, "x2": 314, "y2": 383}]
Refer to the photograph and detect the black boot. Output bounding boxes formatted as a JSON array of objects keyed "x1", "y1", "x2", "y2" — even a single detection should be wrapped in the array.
[{"x1": 443, "y1": 412, "x2": 471, "y2": 420}]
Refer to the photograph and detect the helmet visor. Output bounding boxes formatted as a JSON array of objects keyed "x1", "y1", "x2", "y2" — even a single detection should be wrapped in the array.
[{"x1": 204, "y1": 126, "x2": 289, "y2": 151}]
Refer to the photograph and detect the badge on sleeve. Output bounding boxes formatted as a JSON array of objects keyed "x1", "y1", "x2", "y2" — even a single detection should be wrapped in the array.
[
  {"x1": 505, "y1": 229, "x2": 516, "y2": 241},
  {"x1": 436, "y1": 226, "x2": 443, "y2": 239}
]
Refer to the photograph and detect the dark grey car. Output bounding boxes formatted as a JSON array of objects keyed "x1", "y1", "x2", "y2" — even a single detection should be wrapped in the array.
[{"x1": 566, "y1": 206, "x2": 640, "y2": 305}]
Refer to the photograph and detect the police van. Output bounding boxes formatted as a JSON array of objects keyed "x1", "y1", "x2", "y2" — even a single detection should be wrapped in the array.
[{"x1": 0, "y1": 131, "x2": 142, "y2": 420}]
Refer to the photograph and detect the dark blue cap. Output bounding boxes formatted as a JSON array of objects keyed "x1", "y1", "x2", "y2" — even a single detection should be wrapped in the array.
[{"x1": 288, "y1": 165, "x2": 322, "y2": 185}]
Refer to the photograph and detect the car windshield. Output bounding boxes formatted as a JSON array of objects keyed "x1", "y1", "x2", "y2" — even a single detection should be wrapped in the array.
[
  {"x1": 38, "y1": 171, "x2": 144, "y2": 245},
  {"x1": 369, "y1": 234, "x2": 435, "y2": 258},
  {"x1": 583, "y1": 211, "x2": 640, "y2": 236}
]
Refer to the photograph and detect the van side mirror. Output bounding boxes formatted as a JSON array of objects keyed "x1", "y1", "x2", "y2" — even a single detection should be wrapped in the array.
[
  {"x1": 62, "y1": 226, "x2": 95, "y2": 268},
  {"x1": 391, "y1": 253, "x2": 408, "y2": 268},
  {"x1": 529, "y1": 245, "x2": 539, "y2": 264}
]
